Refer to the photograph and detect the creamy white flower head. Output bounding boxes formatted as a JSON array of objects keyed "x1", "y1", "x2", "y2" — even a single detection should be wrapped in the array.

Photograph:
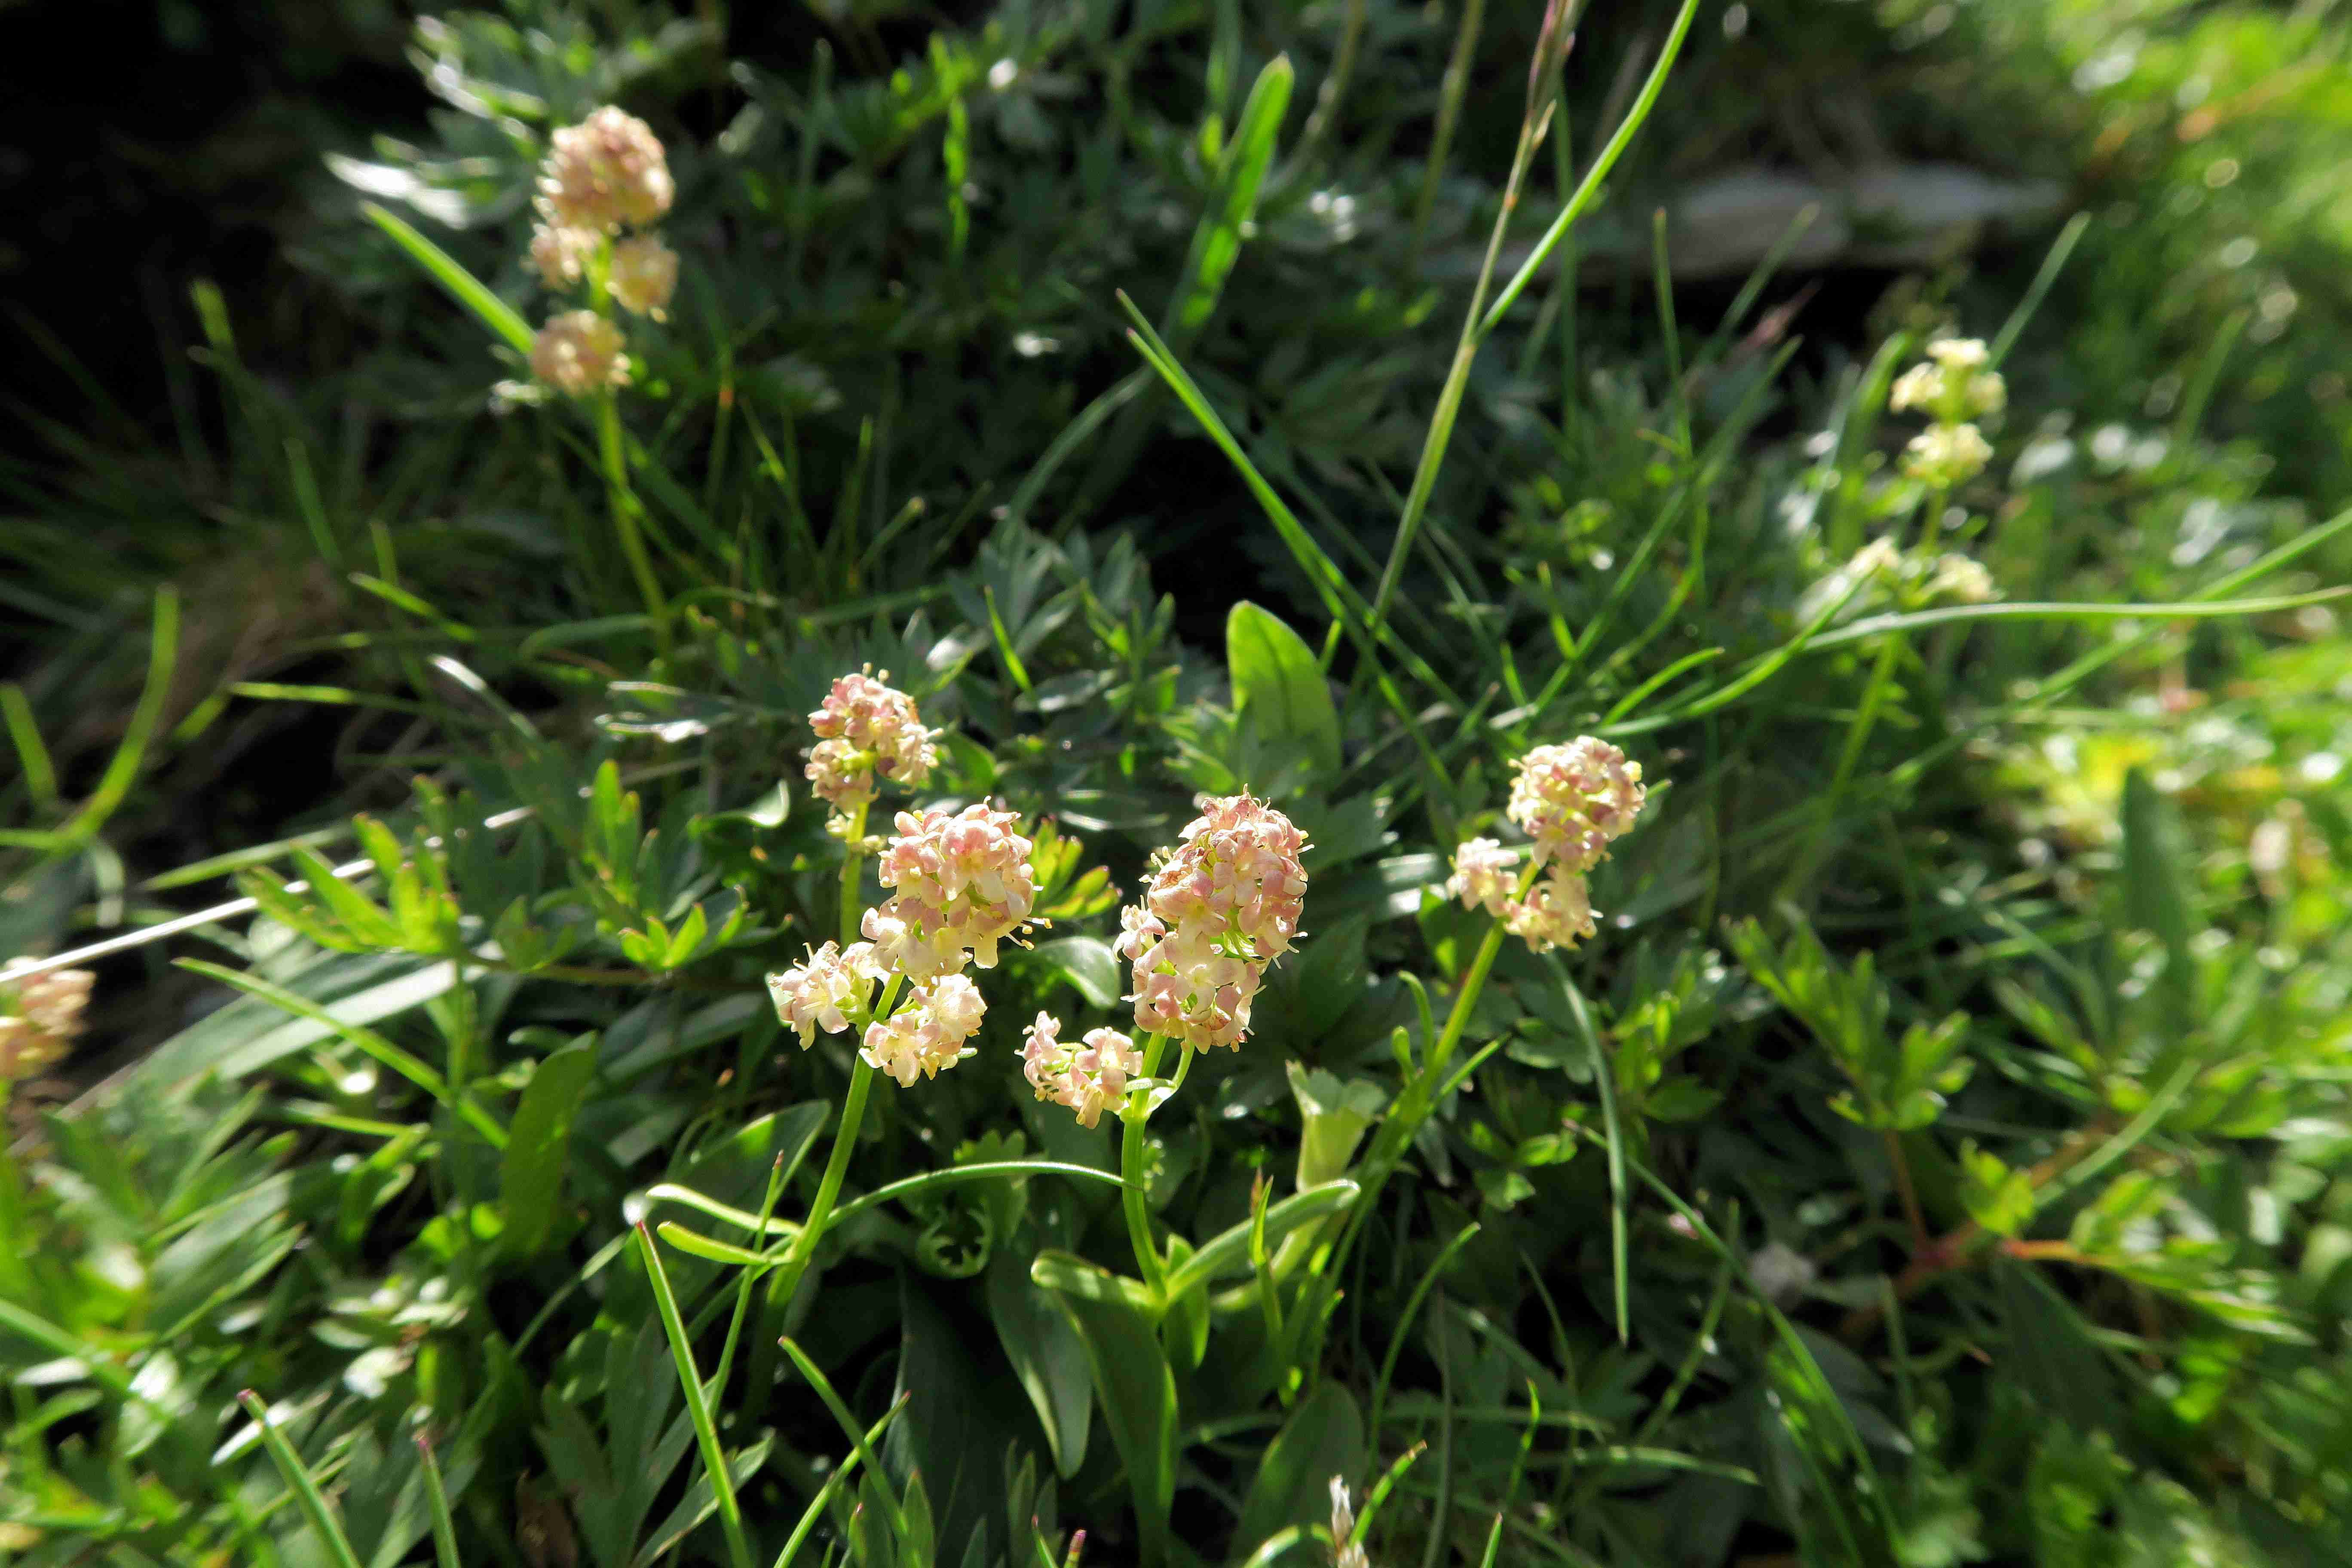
[
  {"x1": 805, "y1": 668, "x2": 939, "y2": 812},
  {"x1": 528, "y1": 222, "x2": 597, "y2": 291},
  {"x1": 860, "y1": 975, "x2": 986, "y2": 1087},
  {"x1": 1901, "y1": 422, "x2": 1993, "y2": 488},
  {"x1": 1748, "y1": 1241, "x2": 1818, "y2": 1307},
  {"x1": 530, "y1": 310, "x2": 629, "y2": 396},
  {"x1": 1446, "y1": 837, "x2": 1518, "y2": 919},
  {"x1": 1888, "y1": 363, "x2": 1942, "y2": 416},
  {"x1": 1507, "y1": 738, "x2": 1646, "y2": 873},
  {"x1": 1020, "y1": 1013, "x2": 1142, "y2": 1128},
  {"x1": 1891, "y1": 338, "x2": 2004, "y2": 423},
  {"x1": 1927, "y1": 552, "x2": 1997, "y2": 604},
  {"x1": 609, "y1": 235, "x2": 678, "y2": 319},
  {"x1": 1502, "y1": 866, "x2": 1597, "y2": 953},
  {"x1": 1926, "y1": 337, "x2": 1990, "y2": 371},
  {"x1": 865, "y1": 803, "x2": 1038, "y2": 979},
  {"x1": 766, "y1": 941, "x2": 879, "y2": 1047},
  {"x1": 539, "y1": 106, "x2": 673, "y2": 234}
]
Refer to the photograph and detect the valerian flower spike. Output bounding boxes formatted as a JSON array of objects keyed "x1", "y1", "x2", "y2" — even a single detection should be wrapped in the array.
[{"x1": 1507, "y1": 736, "x2": 1645, "y2": 873}]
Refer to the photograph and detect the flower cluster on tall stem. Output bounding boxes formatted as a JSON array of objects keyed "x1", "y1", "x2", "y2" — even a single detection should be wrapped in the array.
[
  {"x1": 521, "y1": 107, "x2": 679, "y2": 399},
  {"x1": 759, "y1": 676, "x2": 1047, "y2": 1319},
  {"x1": 1115, "y1": 793, "x2": 1308, "y2": 1052}
]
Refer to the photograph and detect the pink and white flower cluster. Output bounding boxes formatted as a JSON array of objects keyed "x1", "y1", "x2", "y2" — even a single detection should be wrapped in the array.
[
  {"x1": 529, "y1": 311, "x2": 630, "y2": 395},
  {"x1": 805, "y1": 669, "x2": 939, "y2": 813},
  {"x1": 538, "y1": 106, "x2": 674, "y2": 235},
  {"x1": 766, "y1": 674, "x2": 1045, "y2": 1091},
  {"x1": 1502, "y1": 867, "x2": 1596, "y2": 953},
  {"x1": 766, "y1": 940, "x2": 880, "y2": 1047},
  {"x1": 1507, "y1": 738, "x2": 1646, "y2": 873},
  {"x1": 1020, "y1": 1014, "x2": 1144, "y2": 1128},
  {"x1": 864, "y1": 803, "x2": 1039, "y2": 979},
  {"x1": 1115, "y1": 793, "x2": 1308, "y2": 1052},
  {"x1": 861, "y1": 975, "x2": 987, "y2": 1087},
  {"x1": 1451, "y1": 737, "x2": 1648, "y2": 955},
  {"x1": 1444, "y1": 837, "x2": 1517, "y2": 919}
]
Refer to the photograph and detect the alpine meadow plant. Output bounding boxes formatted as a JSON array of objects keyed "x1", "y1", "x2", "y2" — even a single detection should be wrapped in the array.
[{"x1": 10, "y1": 0, "x2": 2352, "y2": 1565}]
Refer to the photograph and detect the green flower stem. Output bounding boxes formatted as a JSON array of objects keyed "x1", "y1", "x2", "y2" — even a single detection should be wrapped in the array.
[
  {"x1": 768, "y1": 1054, "x2": 876, "y2": 1310},
  {"x1": 1424, "y1": 920, "x2": 1508, "y2": 1090},
  {"x1": 1122, "y1": 1031, "x2": 1173, "y2": 1298},
  {"x1": 596, "y1": 391, "x2": 670, "y2": 655},
  {"x1": 1288, "y1": 863, "x2": 1537, "y2": 1343},
  {"x1": 839, "y1": 801, "x2": 870, "y2": 947}
]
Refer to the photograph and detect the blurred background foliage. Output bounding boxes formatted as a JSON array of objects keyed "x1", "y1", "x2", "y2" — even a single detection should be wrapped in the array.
[{"x1": 3, "y1": 0, "x2": 2352, "y2": 1564}]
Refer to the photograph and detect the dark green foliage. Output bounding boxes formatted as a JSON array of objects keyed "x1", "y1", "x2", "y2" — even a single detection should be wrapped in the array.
[{"x1": 6, "y1": 1, "x2": 2352, "y2": 1566}]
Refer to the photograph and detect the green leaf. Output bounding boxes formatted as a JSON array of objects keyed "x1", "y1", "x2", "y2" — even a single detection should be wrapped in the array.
[
  {"x1": 636, "y1": 1436, "x2": 774, "y2": 1568},
  {"x1": 888, "y1": 1276, "x2": 1015, "y2": 1565},
  {"x1": 1957, "y1": 1142, "x2": 2036, "y2": 1239},
  {"x1": 986, "y1": 1250, "x2": 1094, "y2": 1479},
  {"x1": 1032, "y1": 1250, "x2": 1176, "y2": 1566},
  {"x1": 635, "y1": 1226, "x2": 758, "y2": 1568},
  {"x1": 1167, "y1": 55, "x2": 1295, "y2": 342},
  {"x1": 361, "y1": 202, "x2": 536, "y2": 355},
  {"x1": 239, "y1": 1390, "x2": 368, "y2": 1568},
  {"x1": 1033, "y1": 936, "x2": 1123, "y2": 1009},
  {"x1": 501, "y1": 1044, "x2": 597, "y2": 1257},
  {"x1": 139, "y1": 954, "x2": 459, "y2": 1088},
  {"x1": 1164, "y1": 1181, "x2": 1358, "y2": 1299},
  {"x1": 1228, "y1": 600, "x2": 1341, "y2": 778},
  {"x1": 1233, "y1": 1382, "x2": 1364, "y2": 1555}
]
